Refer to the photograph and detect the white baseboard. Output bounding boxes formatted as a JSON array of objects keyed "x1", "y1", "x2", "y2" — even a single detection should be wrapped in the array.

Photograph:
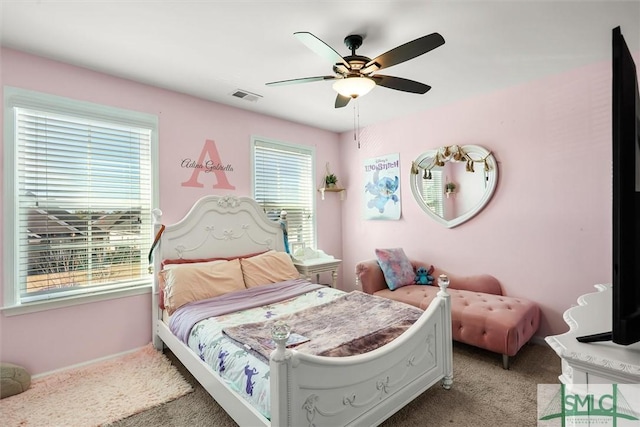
[{"x1": 32, "y1": 343, "x2": 150, "y2": 379}]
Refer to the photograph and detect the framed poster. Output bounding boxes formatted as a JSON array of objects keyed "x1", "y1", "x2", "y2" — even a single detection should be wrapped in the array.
[{"x1": 363, "y1": 153, "x2": 401, "y2": 220}]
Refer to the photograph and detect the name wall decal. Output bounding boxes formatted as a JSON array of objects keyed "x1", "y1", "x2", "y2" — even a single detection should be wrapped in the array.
[{"x1": 181, "y1": 139, "x2": 236, "y2": 190}]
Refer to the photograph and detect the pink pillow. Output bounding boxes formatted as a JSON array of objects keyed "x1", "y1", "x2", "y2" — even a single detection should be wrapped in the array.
[
  {"x1": 160, "y1": 258, "x2": 245, "y2": 315},
  {"x1": 158, "y1": 258, "x2": 228, "y2": 310},
  {"x1": 375, "y1": 248, "x2": 415, "y2": 291},
  {"x1": 240, "y1": 250, "x2": 301, "y2": 288}
]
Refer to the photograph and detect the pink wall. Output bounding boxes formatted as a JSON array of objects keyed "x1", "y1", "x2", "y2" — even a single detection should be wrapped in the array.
[
  {"x1": 338, "y1": 56, "x2": 632, "y2": 339},
  {"x1": 2, "y1": 46, "x2": 635, "y2": 374},
  {"x1": 0, "y1": 48, "x2": 341, "y2": 375}
]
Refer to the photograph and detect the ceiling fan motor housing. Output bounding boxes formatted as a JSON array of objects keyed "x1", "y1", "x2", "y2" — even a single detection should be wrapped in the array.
[{"x1": 344, "y1": 34, "x2": 363, "y2": 52}]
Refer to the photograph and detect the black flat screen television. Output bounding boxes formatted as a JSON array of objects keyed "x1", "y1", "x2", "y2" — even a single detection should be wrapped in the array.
[{"x1": 577, "y1": 26, "x2": 640, "y2": 346}]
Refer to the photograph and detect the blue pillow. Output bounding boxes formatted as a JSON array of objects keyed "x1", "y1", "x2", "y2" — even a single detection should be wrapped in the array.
[{"x1": 375, "y1": 248, "x2": 415, "y2": 291}]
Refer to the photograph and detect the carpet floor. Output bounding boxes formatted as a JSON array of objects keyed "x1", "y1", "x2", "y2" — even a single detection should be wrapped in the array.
[
  {"x1": 0, "y1": 344, "x2": 193, "y2": 427},
  {"x1": 110, "y1": 341, "x2": 562, "y2": 427}
]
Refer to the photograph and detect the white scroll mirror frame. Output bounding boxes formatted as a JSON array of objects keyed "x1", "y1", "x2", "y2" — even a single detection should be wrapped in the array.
[{"x1": 410, "y1": 144, "x2": 498, "y2": 228}]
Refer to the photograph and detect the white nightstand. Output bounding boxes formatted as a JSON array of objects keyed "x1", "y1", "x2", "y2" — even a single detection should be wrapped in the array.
[{"x1": 292, "y1": 249, "x2": 341, "y2": 288}]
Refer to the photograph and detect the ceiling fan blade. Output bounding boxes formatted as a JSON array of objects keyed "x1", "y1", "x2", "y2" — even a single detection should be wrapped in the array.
[
  {"x1": 371, "y1": 75, "x2": 431, "y2": 94},
  {"x1": 362, "y1": 32, "x2": 445, "y2": 73},
  {"x1": 266, "y1": 75, "x2": 337, "y2": 86},
  {"x1": 335, "y1": 94, "x2": 351, "y2": 108},
  {"x1": 294, "y1": 32, "x2": 350, "y2": 69}
]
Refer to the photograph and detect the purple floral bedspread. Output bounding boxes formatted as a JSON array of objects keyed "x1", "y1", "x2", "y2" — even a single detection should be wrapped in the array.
[{"x1": 222, "y1": 291, "x2": 423, "y2": 361}]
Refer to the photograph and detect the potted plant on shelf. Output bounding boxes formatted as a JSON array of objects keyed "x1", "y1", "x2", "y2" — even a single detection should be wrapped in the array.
[
  {"x1": 324, "y1": 162, "x2": 339, "y2": 189},
  {"x1": 325, "y1": 173, "x2": 338, "y2": 189},
  {"x1": 445, "y1": 182, "x2": 457, "y2": 194}
]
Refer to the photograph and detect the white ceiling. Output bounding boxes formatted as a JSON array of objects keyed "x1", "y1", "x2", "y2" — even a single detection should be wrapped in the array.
[{"x1": 1, "y1": 1, "x2": 639, "y2": 133}]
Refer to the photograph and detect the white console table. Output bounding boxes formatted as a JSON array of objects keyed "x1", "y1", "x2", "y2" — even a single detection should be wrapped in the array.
[{"x1": 545, "y1": 284, "x2": 640, "y2": 384}]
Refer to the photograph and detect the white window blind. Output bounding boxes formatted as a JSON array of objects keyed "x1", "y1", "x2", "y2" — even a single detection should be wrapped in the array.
[
  {"x1": 252, "y1": 138, "x2": 315, "y2": 250},
  {"x1": 421, "y1": 170, "x2": 444, "y2": 217},
  {"x1": 8, "y1": 98, "x2": 154, "y2": 305}
]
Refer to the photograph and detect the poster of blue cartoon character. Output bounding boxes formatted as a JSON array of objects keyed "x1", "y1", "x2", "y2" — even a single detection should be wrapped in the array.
[
  {"x1": 363, "y1": 153, "x2": 401, "y2": 220},
  {"x1": 365, "y1": 169, "x2": 399, "y2": 212}
]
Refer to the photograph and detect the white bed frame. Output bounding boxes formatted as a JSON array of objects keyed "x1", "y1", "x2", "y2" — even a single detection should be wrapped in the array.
[{"x1": 151, "y1": 195, "x2": 453, "y2": 427}]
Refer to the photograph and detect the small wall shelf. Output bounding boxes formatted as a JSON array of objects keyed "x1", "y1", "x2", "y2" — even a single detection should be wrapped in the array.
[{"x1": 318, "y1": 187, "x2": 346, "y2": 200}]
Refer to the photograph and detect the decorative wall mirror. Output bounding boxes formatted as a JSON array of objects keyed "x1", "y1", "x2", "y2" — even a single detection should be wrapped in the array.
[{"x1": 410, "y1": 144, "x2": 498, "y2": 228}]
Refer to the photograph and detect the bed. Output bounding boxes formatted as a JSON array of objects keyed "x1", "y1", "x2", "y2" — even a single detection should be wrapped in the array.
[{"x1": 151, "y1": 195, "x2": 453, "y2": 427}]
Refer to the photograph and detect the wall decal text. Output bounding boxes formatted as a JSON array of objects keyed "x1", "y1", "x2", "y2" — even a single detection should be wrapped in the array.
[{"x1": 181, "y1": 139, "x2": 236, "y2": 189}]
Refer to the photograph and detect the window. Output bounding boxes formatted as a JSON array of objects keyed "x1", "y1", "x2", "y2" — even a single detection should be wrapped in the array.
[
  {"x1": 252, "y1": 137, "x2": 316, "y2": 251},
  {"x1": 421, "y1": 170, "x2": 444, "y2": 217},
  {"x1": 3, "y1": 87, "x2": 158, "y2": 312}
]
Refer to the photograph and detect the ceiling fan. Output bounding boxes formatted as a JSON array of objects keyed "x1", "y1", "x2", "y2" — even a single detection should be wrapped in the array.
[{"x1": 265, "y1": 31, "x2": 445, "y2": 108}]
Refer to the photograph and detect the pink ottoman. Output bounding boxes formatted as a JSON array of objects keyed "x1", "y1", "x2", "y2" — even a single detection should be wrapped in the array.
[{"x1": 423, "y1": 289, "x2": 540, "y2": 369}]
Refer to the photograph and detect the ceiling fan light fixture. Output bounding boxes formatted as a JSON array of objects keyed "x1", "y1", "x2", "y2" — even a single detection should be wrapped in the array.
[{"x1": 332, "y1": 76, "x2": 375, "y2": 99}]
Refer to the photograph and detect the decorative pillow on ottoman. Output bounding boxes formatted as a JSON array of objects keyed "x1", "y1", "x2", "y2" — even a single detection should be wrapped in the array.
[
  {"x1": 375, "y1": 248, "x2": 415, "y2": 291},
  {"x1": 1, "y1": 362, "x2": 31, "y2": 399}
]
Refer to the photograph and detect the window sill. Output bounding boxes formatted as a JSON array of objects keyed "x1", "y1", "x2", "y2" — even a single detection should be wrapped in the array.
[{"x1": 1, "y1": 285, "x2": 152, "y2": 317}]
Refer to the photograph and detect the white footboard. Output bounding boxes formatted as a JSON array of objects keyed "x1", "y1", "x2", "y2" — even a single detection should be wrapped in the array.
[{"x1": 270, "y1": 279, "x2": 453, "y2": 427}]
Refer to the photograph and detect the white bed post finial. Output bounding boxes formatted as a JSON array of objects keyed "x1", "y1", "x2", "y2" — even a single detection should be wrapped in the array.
[
  {"x1": 152, "y1": 208, "x2": 163, "y2": 225},
  {"x1": 271, "y1": 320, "x2": 291, "y2": 362},
  {"x1": 437, "y1": 274, "x2": 450, "y2": 296}
]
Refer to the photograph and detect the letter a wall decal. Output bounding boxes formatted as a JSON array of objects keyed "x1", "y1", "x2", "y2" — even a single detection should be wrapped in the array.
[{"x1": 181, "y1": 139, "x2": 236, "y2": 189}]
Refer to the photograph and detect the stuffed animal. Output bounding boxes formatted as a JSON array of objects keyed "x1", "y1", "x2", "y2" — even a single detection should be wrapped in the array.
[{"x1": 414, "y1": 265, "x2": 435, "y2": 285}]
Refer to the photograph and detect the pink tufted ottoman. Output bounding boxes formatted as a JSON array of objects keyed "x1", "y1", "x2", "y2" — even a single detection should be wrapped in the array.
[{"x1": 356, "y1": 259, "x2": 540, "y2": 369}]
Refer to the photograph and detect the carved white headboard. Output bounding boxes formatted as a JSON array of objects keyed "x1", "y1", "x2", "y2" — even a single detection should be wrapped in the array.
[{"x1": 152, "y1": 195, "x2": 285, "y2": 264}]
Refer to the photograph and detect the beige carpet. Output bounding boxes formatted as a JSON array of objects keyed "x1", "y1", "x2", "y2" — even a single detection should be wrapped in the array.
[
  {"x1": 0, "y1": 344, "x2": 193, "y2": 427},
  {"x1": 110, "y1": 341, "x2": 562, "y2": 427}
]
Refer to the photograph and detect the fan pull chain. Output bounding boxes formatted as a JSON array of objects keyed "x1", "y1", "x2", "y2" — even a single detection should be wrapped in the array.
[
  {"x1": 353, "y1": 102, "x2": 357, "y2": 147},
  {"x1": 353, "y1": 100, "x2": 361, "y2": 149},
  {"x1": 357, "y1": 101, "x2": 361, "y2": 149}
]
